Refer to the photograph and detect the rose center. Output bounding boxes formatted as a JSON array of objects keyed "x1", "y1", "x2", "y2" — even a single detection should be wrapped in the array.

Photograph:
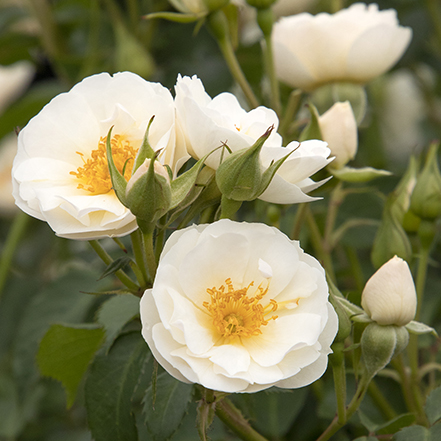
[
  {"x1": 70, "y1": 134, "x2": 138, "y2": 194},
  {"x1": 203, "y1": 278, "x2": 278, "y2": 339}
]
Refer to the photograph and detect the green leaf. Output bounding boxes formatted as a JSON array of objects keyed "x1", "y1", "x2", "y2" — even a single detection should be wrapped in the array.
[
  {"x1": 377, "y1": 413, "x2": 416, "y2": 435},
  {"x1": 406, "y1": 321, "x2": 438, "y2": 337},
  {"x1": 393, "y1": 425, "x2": 430, "y2": 441},
  {"x1": 143, "y1": 372, "x2": 193, "y2": 441},
  {"x1": 425, "y1": 386, "x2": 441, "y2": 425},
  {"x1": 96, "y1": 295, "x2": 140, "y2": 351},
  {"x1": 85, "y1": 332, "x2": 149, "y2": 441},
  {"x1": 12, "y1": 269, "x2": 100, "y2": 391},
  {"x1": 37, "y1": 324, "x2": 105, "y2": 408},
  {"x1": 98, "y1": 257, "x2": 133, "y2": 280}
]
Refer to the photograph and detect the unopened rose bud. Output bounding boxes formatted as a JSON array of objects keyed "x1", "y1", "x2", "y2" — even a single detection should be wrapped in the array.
[
  {"x1": 319, "y1": 101, "x2": 358, "y2": 169},
  {"x1": 125, "y1": 158, "x2": 172, "y2": 225},
  {"x1": 362, "y1": 256, "x2": 417, "y2": 327},
  {"x1": 371, "y1": 198, "x2": 412, "y2": 269},
  {"x1": 410, "y1": 141, "x2": 441, "y2": 220}
]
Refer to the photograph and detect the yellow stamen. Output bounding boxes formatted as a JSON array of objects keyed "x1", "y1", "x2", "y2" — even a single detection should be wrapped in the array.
[
  {"x1": 203, "y1": 278, "x2": 278, "y2": 340},
  {"x1": 70, "y1": 134, "x2": 138, "y2": 194}
]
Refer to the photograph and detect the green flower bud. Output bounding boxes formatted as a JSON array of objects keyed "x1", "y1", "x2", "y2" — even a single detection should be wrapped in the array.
[
  {"x1": 371, "y1": 197, "x2": 412, "y2": 269},
  {"x1": 256, "y1": 7, "x2": 274, "y2": 38},
  {"x1": 125, "y1": 158, "x2": 172, "y2": 225},
  {"x1": 410, "y1": 141, "x2": 441, "y2": 220},
  {"x1": 361, "y1": 323, "x2": 409, "y2": 380}
]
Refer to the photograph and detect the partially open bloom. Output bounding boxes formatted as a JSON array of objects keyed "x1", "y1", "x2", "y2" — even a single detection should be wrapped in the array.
[
  {"x1": 175, "y1": 74, "x2": 332, "y2": 204},
  {"x1": 272, "y1": 3, "x2": 412, "y2": 91},
  {"x1": 318, "y1": 101, "x2": 358, "y2": 169},
  {"x1": 140, "y1": 219, "x2": 338, "y2": 393},
  {"x1": 361, "y1": 256, "x2": 417, "y2": 326},
  {"x1": 12, "y1": 72, "x2": 188, "y2": 240}
]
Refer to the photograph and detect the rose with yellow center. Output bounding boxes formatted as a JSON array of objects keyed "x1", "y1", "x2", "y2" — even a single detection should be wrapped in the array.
[
  {"x1": 140, "y1": 220, "x2": 338, "y2": 393},
  {"x1": 12, "y1": 72, "x2": 189, "y2": 240}
]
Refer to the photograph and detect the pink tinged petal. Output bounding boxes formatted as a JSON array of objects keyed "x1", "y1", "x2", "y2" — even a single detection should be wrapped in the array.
[
  {"x1": 207, "y1": 344, "x2": 251, "y2": 376},
  {"x1": 242, "y1": 313, "x2": 322, "y2": 367},
  {"x1": 178, "y1": 233, "x2": 251, "y2": 304}
]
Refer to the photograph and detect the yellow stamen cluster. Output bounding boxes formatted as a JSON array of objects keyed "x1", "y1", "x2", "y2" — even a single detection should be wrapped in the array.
[
  {"x1": 203, "y1": 278, "x2": 278, "y2": 340},
  {"x1": 70, "y1": 134, "x2": 138, "y2": 194}
]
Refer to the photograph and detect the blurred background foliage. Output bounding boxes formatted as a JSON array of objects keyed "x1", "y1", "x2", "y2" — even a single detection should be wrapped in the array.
[{"x1": 0, "y1": 0, "x2": 440, "y2": 440}]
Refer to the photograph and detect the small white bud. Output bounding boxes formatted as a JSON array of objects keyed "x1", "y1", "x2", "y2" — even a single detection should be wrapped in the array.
[{"x1": 361, "y1": 256, "x2": 417, "y2": 327}]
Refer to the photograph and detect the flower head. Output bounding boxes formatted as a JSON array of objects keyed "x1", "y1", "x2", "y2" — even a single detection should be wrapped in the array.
[
  {"x1": 12, "y1": 72, "x2": 188, "y2": 240},
  {"x1": 272, "y1": 3, "x2": 412, "y2": 90},
  {"x1": 175, "y1": 74, "x2": 332, "y2": 204},
  {"x1": 361, "y1": 256, "x2": 417, "y2": 326},
  {"x1": 140, "y1": 219, "x2": 338, "y2": 393}
]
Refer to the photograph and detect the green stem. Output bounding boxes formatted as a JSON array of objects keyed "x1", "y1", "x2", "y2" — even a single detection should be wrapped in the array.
[
  {"x1": 89, "y1": 240, "x2": 139, "y2": 292},
  {"x1": 425, "y1": 0, "x2": 441, "y2": 52},
  {"x1": 130, "y1": 230, "x2": 149, "y2": 287},
  {"x1": 291, "y1": 203, "x2": 308, "y2": 240},
  {"x1": 368, "y1": 380, "x2": 397, "y2": 421},
  {"x1": 0, "y1": 212, "x2": 29, "y2": 298},
  {"x1": 257, "y1": 8, "x2": 281, "y2": 115},
  {"x1": 216, "y1": 398, "x2": 269, "y2": 441},
  {"x1": 305, "y1": 206, "x2": 336, "y2": 281},
  {"x1": 330, "y1": 343, "x2": 347, "y2": 424},
  {"x1": 324, "y1": 181, "x2": 344, "y2": 252},
  {"x1": 415, "y1": 245, "x2": 430, "y2": 322},
  {"x1": 207, "y1": 11, "x2": 259, "y2": 109},
  {"x1": 142, "y1": 229, "x2": 157, "y2": 280},
  {"x1": 316, "y1": 374, "x2": 370, "y2": 441},
  {"x1": 279, "y1": 89, "x2": 302, "y2": 140}
]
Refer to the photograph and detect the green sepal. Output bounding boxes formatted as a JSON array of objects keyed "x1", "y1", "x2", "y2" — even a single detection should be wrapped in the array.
[
  {"x1": 331, "y1": 166, "x2": 392, "y2": 183},
  {"x1": 143, "y1": 11, "x2": 203, "y2": 23},
  {"x1": 405, "y1": 320, "x2": 438, "y2": 337},
  {"x1": 299, "y1": 102, "x2": 322, "y2": 142},
  {"x1": 170, "y1": 150, "x2": 218, "y2": 209},
  {"x1": 98, "y1": 257, "x2": 132, "y2": 280},
  {"x1": 133, "y1": 116, "x2": 156, "y2": 174},
  {"x1": 258, "y1": 147, "x2": 297, "y2": 196},
  {"x1": 220, "y1": 195, "x2": 243, "y2": 219},
  {"x1": 106, "y1": 126, "x2": 128, "y2": 206},
  {"x1": 216, "y1": 126, "x2": 273, "y2": 201},
  {"x1": 327, "y1": 279, "x2": 352, "y2": 342}
]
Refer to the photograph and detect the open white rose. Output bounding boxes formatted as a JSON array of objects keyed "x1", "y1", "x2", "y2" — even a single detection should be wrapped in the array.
[
  {"x1": 140, "y1": 219, "x2": 338, "y2": 393},
  {"x1": 361, "y1": 256, "x2": 417, "y2": 326},
  {"x1": 175, "y1": 74, "x2": 332, "y2": 204},
  {"x1": 272, "y1": 3, "x2": 412, "y2": 91},
  {"x1": 318, "y1": 101, "x2": 358, "y2": 169},
  {"x1": 12, "y1": 72, "x2": 188, "y2": 240}
]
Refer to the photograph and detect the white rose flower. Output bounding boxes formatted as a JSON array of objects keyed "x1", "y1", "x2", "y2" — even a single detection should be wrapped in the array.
[
  {"x1": 272, "y1": 3, "x2": 412, "y2": 91},
  {"x1": 12, "y1": 72, "x2": 188, "y2": 240},
  {"x1": 361, "y1": 256, "x2": 417, "y2": 327},
  {"x1": 0, "y1": 61, "x2": 35, "y2": 114},
  {"x1": 140, "y1": 219, "x2": 338, "y2": 393},
  {"x1": 318, "y1": 101, "x2": 358, "y2": 169},
  {"x1": 175, "y1": 74, "x2": 332, "y2": 204}
]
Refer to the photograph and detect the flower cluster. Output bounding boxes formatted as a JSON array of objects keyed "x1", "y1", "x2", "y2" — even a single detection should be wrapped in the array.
[{"x1": 12, "y1": 72, "x2": 332, "y2": 239}]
